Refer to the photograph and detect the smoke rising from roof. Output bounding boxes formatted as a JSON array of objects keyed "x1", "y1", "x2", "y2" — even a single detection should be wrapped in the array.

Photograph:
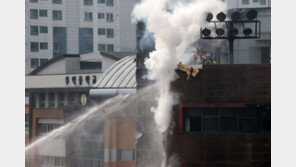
[{"x1": 132, "y1": 0, "x2": 226, "y2": 166}]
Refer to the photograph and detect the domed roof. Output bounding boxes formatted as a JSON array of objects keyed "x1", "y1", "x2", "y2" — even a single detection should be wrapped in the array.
[{"x1": 95, "y1": 56, "x2": 136, "y2": 88}]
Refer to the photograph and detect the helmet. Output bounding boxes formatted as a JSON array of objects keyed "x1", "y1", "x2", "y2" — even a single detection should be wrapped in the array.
[
  {"x1": 206, "y1": 53, "x2": 211, "y2": 57},
  {"x1": 202, "y1": 55, "x2": 207, "y2": 59}
]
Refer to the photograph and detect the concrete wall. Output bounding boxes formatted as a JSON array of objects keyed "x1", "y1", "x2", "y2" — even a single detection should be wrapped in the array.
[
  {"x1": 26, "y1": 0, "x2": 138, "y2": 74},
  {"x1": 225, "y1": 0, "x2": 271, "y2": 9}
]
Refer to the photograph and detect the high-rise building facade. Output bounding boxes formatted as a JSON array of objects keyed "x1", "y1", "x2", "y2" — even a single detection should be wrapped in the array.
[{"x1": 25, "y1": 0, "x2": 138, "y2": 74}]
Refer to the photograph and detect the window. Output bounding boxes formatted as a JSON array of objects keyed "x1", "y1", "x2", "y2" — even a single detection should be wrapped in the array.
[
  {"x1": 39, "y1": 93, "x2": 45, "y2": 108},
  {"x1": 260, "y1": 0, "x2": 266, "y2": 5},
  {"x1": 40, "y1": 42, "x2": 48, "y2": 50},
  {"x1": 30, "y1": 0, "x2": 38, "y2": 2},
  {"x1": 25, "y1": 114, "x2": 29, "y2": 128},
  {"x1": 31, "y1": 59, "x2": 39, "y2": 68},
  {"x1": 30, "y1": 9, "x2": 38, "y2": 19},
  {"x1": 68, "y1": 92, "x2": 75, "y2": 105},
  {"x1": 107, "y1": 44, "x2": 114, "y2": 51},
  {"x1": 118, "y1": 150, "x2": 135, "y2": 161},
  {"x1": 53, "y1": 27, "x2": 63, "y2": 36},
  {"x1": 84, "y1": 12, "x2": 93, "y2": 21},
  {"x1": 80, "y1": 61, "x2": 102, "y2": 70},
  {"x1": 183, "y1": 107, "x2": 264, "y2": 133},
  {"x1": 242, "y1": 0, "x2": 249, "y2": 4},
  {"x1": 52, "y1": 0, "x2": 62, "y2": 4},
  {"x1": 84, "y1": 43, "x2": 93, "y2": 53},
  {"x1": 30, "y1": 26, "x2": 38, "y2": 35},
  {"x1": 98, "y1": 44, "x2": 106, "y2": 51},
  {"x1": 97, "y1": 0, "x2": 105, "y2": 4},
  {"x1": 106, "y1": 28, "x2": 114, "y2": 38},
  {"x1": 31, "y1": 42, "x2": 39, "y2": 52},
  {"x1": 106, "y1": 13, "x2": 113, "y2": 22},
  {"x1": 40, "y1": 59, "x2": 48, "y2": 66},
  {"x1": 40, "y1": 124, "x2": 61, "y2": 134},
  {"x1": 98, "y1": 28, "x2": 106, "y2": 35},
  {"x1": 58, "y1": 92, "x2": 64, "y2": 108},
  {"x1": 84, "y1": 0, "x2": 93, "y2": 5},
  {"x1": 39, "y1": 10, "x2": 47, "y2": 17},
  {"x1": 84, "y1": 28, "x2": 93, "y2": 36},
  {"x1": 40, "y1": 26, "x2": 48, "y2": 33},
  {"x1": 53, "y1": 43, "x2": 63, "y2": 55},
  {"x1": 106, "y1": 0, "x2": 113, "y2": 6},
  {"x1": 239, "y1": 118, "x2": 257, "y2": 132},
  {"x1": 53, "y1": 10, "x2": 62, "y2": 20},
  {"x1": 203, "y1": 118, "x2": 219, "y2": 132},
  {"x1": 98, "y1": 13, "x2": 105, "y2": 19},
  {"x1": 49, "y1": 92, "x2": 55, "y2": 108}
]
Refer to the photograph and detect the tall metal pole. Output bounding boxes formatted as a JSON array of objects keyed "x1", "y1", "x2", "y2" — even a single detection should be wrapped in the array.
[
  {"x1": 228, "y1": 21, "x2": 234, "y2": 64},
  {"x1": 228, "y1": 38, "x2": 234, "y2": 64}
]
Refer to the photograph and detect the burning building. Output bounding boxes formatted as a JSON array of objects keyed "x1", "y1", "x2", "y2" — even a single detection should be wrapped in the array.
[{"x1": 136, "y1": 52, "x2": 271, "y2": 167}]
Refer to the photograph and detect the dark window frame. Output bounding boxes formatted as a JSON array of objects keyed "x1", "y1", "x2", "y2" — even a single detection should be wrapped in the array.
[
  {"x1": 40, "y1": 42, "x2": 48, "y2": 50},
  {"x1": 39, "y1": 10, "x2": 48, "y2": 17},
  {"x1": 31, "y1": 42, "x2": 39, "y2": 52},
  {"x1": 52, "y1": 0, "x2": 62, "y2": 4},
  {"x1": 31, "y1": 58, "x2": 39, "y2": 68},
  {"x1": 30, "y1": 26, "x2": 39, "y2": 35},
  {"x1": 98, "y1": 28, "x2": 106, "y2": 35},
  {"x1": 40, "y1": 26, "x2": 48, "y2": 33},
  {"x1": 179, "y1": 104, "x2": 268, "y2": 134},
  {"x1": 52, "y1": 10, "x2": 62, "y2": 20},
  {"x1": 30, "y1": 9, "x2": 38, "y2": 19},
  {"x1": 242, "y1": 0, "x2": 249, "y2": 4},
  {"x1": 84, "y1": 0, "x2": 93, "y2": 5}
]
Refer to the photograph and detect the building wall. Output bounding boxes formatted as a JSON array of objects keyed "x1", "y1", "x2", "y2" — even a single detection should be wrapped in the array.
[
  {"x1": 104, "y1": 117, "x2": 137, "y2": 167},
  {"x1": 233, "y1": 8, "x2": 271, "y2": 64},
  {"x1": 26, "y1": 0, "x2": 137, "y2": 74},
  {"x1": 166, "y1": 65, "x2": 271, "y2": 167},
  {"x1": 225, "y1": 0, "x2": 271, "y2": 9}
]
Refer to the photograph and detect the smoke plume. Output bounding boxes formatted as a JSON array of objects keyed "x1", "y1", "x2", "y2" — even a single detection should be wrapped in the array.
[{"x1": 132, "y1": 0, "x2": 226, "y2": 166}]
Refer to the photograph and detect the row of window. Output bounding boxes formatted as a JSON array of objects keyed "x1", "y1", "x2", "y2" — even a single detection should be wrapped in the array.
[
  {"x1": 80, "y1": 43, "x2": 114, "y2": 54},
  {"x1": 242, "y1": 0, "x2": 267, "y2": 5},
  {"x1": 30, "y1": 0, "x2": 62, "y2": 4},
  {"x1": 39, "y1": 156, "x2": 65, "y2": 166},
  {"x1": 84, "y1": 0, "x2": 114, "y2": 6},
  {"x1": 30, "y1": 43, "x2": 114, "y2": 53},
  {"x1": 30, "y1": 42, "x2": 48, "y2": 51},
  {"x1": 30, "y1": 9, "x2": 62, "y2": 20},
  {"x1": 31, "y1": 58, "x2": 48, "y2": 68},
  {"x1": 31, "y1": 26, "x2": 114, "y2": 38},
  {"x1": 30, "y1": 0, "x2": 114, "y2": 6},
  {"x1": 30, "y1": 9, "x2": 114, "y2": 22},
  {"x1": 31, "y1": 42, "x2": 64, "y2": 53},
  {"x1": 78, "y1": 159, "x2": 104, "y2": 167},
  {"x1": 183, "y1": 107, "x2": 271, "y2": 133},
  {"x1": 40, "y1": 124, "x2": 61, "y2": 134},
  {"x1": 98, "y1": 28, "x2": 114, "y2": 37},
  {"x1": 85, "y1": 12, "x2": 113, "y2": 22},
  {"x1": 30, "y1": 26, "x2": 48, "y2": 35},
  {"x1": 38, "y1": 92, "x2": 75, "y2": 108}
]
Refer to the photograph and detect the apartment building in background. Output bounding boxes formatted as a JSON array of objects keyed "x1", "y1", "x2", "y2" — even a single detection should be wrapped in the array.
[
  {"x1": 25, "y1": 0, "x2": 138, "y2": 74},
  {"x1": 223, "y1": 0, "x2": 271, "y2": 64}
]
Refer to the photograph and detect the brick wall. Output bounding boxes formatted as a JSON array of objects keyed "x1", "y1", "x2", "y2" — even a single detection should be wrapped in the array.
[{"x1": 166, "y1": 64, "x2": 271, "y2": 167}]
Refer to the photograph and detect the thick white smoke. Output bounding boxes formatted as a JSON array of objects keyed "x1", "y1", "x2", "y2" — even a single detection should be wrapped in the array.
[
  {"x1": 132, "y1": 0, "x2": 226, "y2": 133},
  {"x1": 132, "y1": 0, "x2": 226, "y2": 166}
]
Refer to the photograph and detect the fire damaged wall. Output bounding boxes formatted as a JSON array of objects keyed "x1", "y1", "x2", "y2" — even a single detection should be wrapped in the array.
[{"x1": 166, "y1": 64, "x2": 271, "y2": 167}]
